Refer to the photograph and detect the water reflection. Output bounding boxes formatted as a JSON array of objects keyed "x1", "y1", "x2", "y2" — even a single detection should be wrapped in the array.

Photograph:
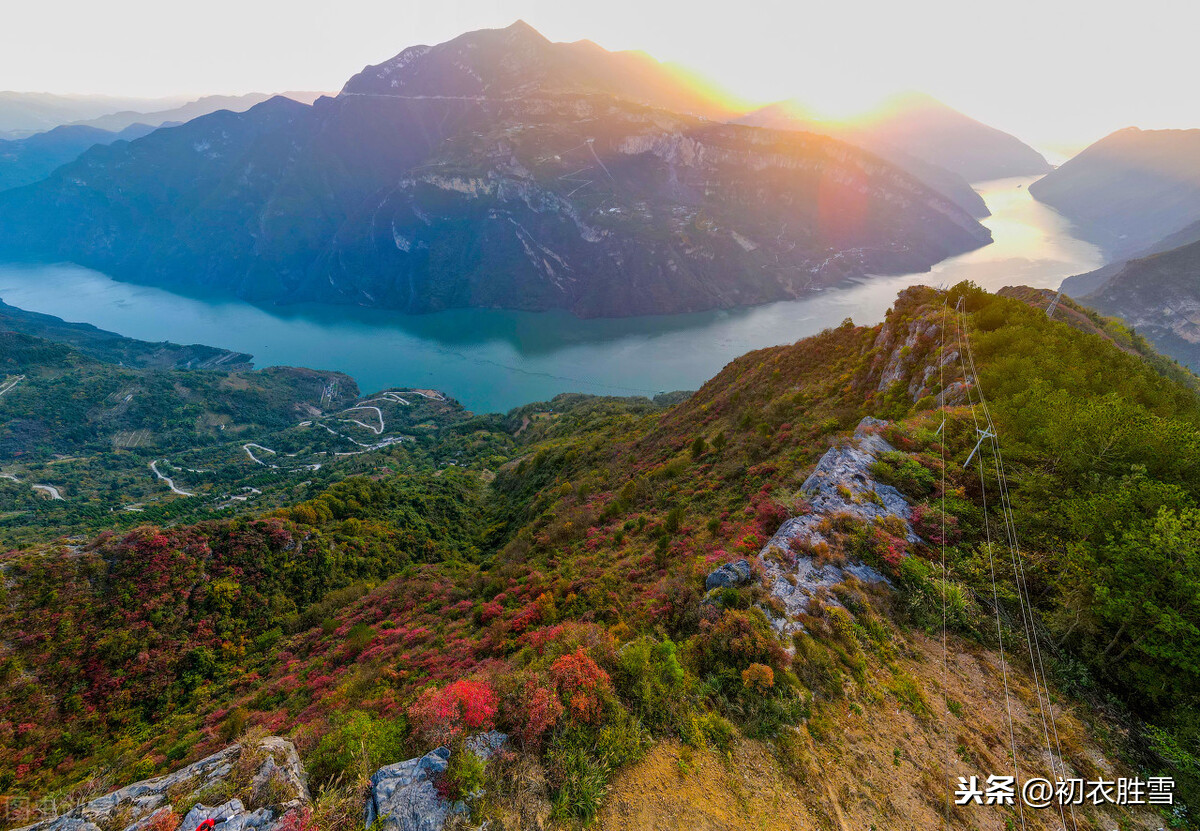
[{"x1": 0, "y1": 177, "x2": 1103, "y2": 413}]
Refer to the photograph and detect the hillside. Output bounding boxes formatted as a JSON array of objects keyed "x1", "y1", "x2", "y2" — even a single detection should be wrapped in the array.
[
  {"x1": 0, "y1": 327, "x2": 505, "y2": 546},
  {"x1": 1029, "y1": 126, "x2": 1200, "y2": 257},
  {"x1": 0, "y1": 299, "x2": 252, "y2": 370},
  {"x1": 2, "y1": 284, "x2": 1198, "y2": 830},
  {"x1": 0, "y1": 124, "x2": 158, "y2": 191},
  {"x1": 1069, "y1": 239, "x2": 1200, "y2": 371},
  {"x1": 0, "y1": 23, "x2": 990, "y2": 319}
]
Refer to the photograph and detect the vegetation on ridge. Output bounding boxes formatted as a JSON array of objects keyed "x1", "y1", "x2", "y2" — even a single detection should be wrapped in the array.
[{"x1": 2, "y1": 284, "x2": 1198, "y2": 829}]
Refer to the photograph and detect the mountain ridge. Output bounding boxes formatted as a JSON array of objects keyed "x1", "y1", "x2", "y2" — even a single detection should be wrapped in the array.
[
  {"x1": 741, "y1": 92, "x2": 1050, "y2": 186},
  {"x1": 0, "y1": 25, "x2": 992, "y2": 318}
]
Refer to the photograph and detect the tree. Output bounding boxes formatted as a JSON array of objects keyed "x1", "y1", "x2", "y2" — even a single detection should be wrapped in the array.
[{"x1": 1057, "y1": 506, "x2": 1200, "y2": 707}]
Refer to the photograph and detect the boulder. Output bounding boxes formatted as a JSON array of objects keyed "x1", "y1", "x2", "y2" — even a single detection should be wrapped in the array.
[
  {"x1": 181, "y1": 799, "x2": 276, "y2": 830},
  {"x1": 365, "y1": 748, "x2": 452, "y2": 831},
  {"x1": 365, "y1": 732, "x2": 509, "y2": 831},
  {"x1": 705, "y1": 558, "x2": 753, "y2": 591}
]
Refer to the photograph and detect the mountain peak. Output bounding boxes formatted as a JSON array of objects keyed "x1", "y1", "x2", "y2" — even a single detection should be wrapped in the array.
[
  {"x1": 504, "y1": 19, "x2": 545, "y2": 38},
  {"x1": 338, "y1": 22, "x2": 735, "y2": 117}
]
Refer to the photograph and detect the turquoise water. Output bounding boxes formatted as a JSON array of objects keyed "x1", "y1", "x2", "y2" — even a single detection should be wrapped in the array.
[{"x1": 0, "y1": 177, "x2": 1101, "y2": 414}]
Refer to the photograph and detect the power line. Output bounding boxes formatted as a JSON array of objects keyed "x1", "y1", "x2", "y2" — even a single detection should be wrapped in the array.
[
  {"x1": 950, "y1": 295, "x2": 1029, "y2": 831},
  {"x1": 955, "y1": 295, "x2": 1077, "y2": 831}
]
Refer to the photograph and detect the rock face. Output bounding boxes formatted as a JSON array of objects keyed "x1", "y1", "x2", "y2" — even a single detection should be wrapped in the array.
[
  {"x1": 1075, "y1": 239, "x2": 1200, "y2": 371},
  {"x1": 0, "y1": 23, "x2": 990, "y2": 320},
  {"x1": 704, "y1": 558, "x2": 752, "y2": 591},
  {"x1": 366, "y1": 748, "x2": 452, "y2": 831},
  {"x1": 14, "y1": 738, "x2": 310, "y2": 831},
  {"x1": 757, "y1": 417, "x2": 909, "y2": 632},
  {"x1": 365, "y1": 732, "x2": 508, "y2": 831}
]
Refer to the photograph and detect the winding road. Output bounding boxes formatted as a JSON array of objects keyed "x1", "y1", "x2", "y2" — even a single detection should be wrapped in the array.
[
  {"x1": 150, "y1": 460, "x2": 195, "y2": 496},
  {"x1": 0, "y1": 375, "x2": 25, "y2": 397}
]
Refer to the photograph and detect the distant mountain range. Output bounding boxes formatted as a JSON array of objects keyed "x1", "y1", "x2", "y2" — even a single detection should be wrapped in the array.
[
  {"x1": 1030, "y1": 127, "x2": 1200, "y2": 258},
  {"x1": 0, "y1": 90, "x2": 327, "y2": 138},
  {"x1": 63, "y1": 91, "x2": 328, "y2": 133},
  {"x1": 0, "y1": 91, "x2": 190, "y2": 137},
  {"x1": 0, "y1": 22, "x2": 991, "y2": 319},
  {"x1": 0, "y1": 123, "x2": 160, "y2": 191},
  {"x1": 0, "y1": 93, "x2": 330, "y2": 193},
  {"x1": 740, "y1": 92, "x2": 1050, "y2": 218}
]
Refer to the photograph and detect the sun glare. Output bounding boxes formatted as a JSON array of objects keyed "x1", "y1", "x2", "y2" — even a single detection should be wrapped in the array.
[{"x1": 800, "y1": 86, "x2": 892, "y2": 124}]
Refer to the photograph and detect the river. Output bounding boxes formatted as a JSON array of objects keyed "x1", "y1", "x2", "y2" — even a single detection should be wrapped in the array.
[{"x1": 0, "y1": 176, "x2": 1102, "y2": 414}]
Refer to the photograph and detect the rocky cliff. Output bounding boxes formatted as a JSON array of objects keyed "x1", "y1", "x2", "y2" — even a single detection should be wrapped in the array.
[{"x1": 1074, "y1": 239, "x2": 1200, "y2": 370}]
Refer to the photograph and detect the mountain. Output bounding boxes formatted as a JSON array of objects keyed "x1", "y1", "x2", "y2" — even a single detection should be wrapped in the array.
[
  {"x1": 742, "y1": 92, "x2": 1050, "y2": 188},
  {"x1": 738, "y1": 100, "x2": 990, "y2": 217},
  {"x1": 0, "y1": 24, "x2": 990, "y2": 319},
  {"x1": 1029, "y1": 127, "x2": 1200, "y2": 258},
  {"x1": 0, "y1": 91, "x2": 191, "y2": 137},
  {"x1": 859, "y1": 93, "x2": 1051, "y2": 181},
  {"x1": 1058, "y1": 211, "x2": 1200, "y2": 297},
  {"x1": 1060, "y1": 238, "x2": 1200, "y2": 371},
  {"x1": 2, "y1": 285, "x2": 1198, "y2": 829},
  {"x1": 64, "y1": 91, "x2": 328, "y2": 133},
  {"x1": 0, "y1": 122, "x2": 158, "y2": 191},
  {"x1": 341, "y1": 20, "x2": 737, "y2": 118}
]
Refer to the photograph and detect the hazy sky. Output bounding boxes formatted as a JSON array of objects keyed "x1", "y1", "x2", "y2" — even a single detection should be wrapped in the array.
[{"x1": 3, "y1": 0, "x2": 1198, "y2": 152}]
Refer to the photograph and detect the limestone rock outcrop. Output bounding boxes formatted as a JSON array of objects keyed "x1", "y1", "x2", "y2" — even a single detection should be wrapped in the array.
[
  {"x1": 757, "y1": 417, "x2": 909, "y2": 632},
  {"x1": 365, "y1": 732, "x2": 508, "y2": 831},
  {"x1": 14, "y1": 738, "x2": 310, "y2": 831}
]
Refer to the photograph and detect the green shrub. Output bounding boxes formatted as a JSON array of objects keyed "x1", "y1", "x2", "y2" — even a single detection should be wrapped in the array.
[
  {"x1": 445, "y1": 746, "x2": 486, "y2": 801},
  {"x1": 870, "y1": 451, "x2": 935, "y2": 497},
  {"x1": 613, "y1": 637, "x2": 694, "y2": 737},
  {"x1": 306, "y1": 711, "x2": 408, "y2": 789}
]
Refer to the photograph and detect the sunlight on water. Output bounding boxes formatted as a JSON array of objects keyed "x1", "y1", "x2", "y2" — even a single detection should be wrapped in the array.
[{"x1": 0, "y1": 177, "x2": 1103, "y2": 413}]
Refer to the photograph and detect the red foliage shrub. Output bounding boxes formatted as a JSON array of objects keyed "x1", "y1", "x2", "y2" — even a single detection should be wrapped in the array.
[
  {"x1": 548, "y1": 648, "x2": 611, "y2": 724},
  {"x1": 140, "y1": 809, "x2": 180, "y2": 831},
  {"x1": 910, "y1": 503, "x2": 961, "y2": 545},
  {"x1": 408, "y1": 678, "x2": 498, "y2": 746},
  {"x1": 478, "y1": 602, "x2": 503, "y2": 623},
  {"x1": 872, "y1": 528, "x2": 908, "y2": 569},
  {"x1": 755, "y1": 500, "x2": 789, "y2": 536},
  {"x1": 274, "y1": 808, "x2": 316, "y2": 831},
  {"x1": 513, "y1": 678, "x2": 564, "y2": 749}
]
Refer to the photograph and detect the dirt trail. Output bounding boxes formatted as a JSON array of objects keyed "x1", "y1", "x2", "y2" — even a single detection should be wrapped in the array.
[{"x1": 597, "y1": 739, "x2": 819, "y2": 831}]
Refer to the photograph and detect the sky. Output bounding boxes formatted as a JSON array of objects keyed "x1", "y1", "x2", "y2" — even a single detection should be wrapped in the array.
[{"x1": 3, "y1": 0, "x2": 1198, "y2": 153}]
